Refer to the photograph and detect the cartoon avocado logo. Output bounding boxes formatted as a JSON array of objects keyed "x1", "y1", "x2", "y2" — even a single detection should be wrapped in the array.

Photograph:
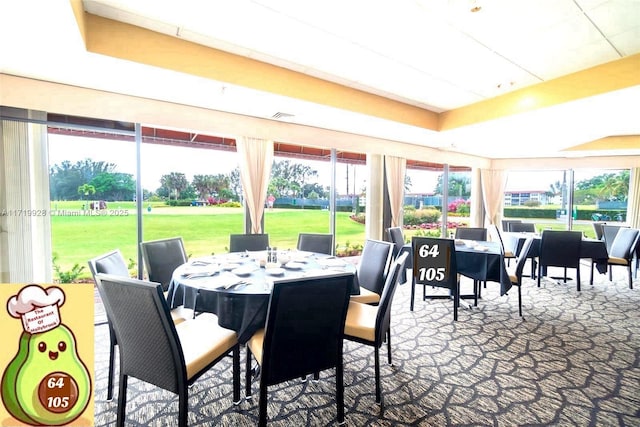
[{"x1": 1, "y1": 285, "x2": 91, "y2": 426}]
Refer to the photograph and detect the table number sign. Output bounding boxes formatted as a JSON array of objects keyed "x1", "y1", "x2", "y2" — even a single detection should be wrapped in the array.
[{"x1": 412, "y1": 237, "x2": 457, "y2": 289}]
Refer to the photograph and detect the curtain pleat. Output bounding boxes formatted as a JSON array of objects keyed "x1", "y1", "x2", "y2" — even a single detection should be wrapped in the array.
[
  {"x1": 627, "y1": 167, "x2": 640, "y2": 229},
  {"x1": 480, "y1": 169, "x2": 507, "y2": 226},
  {"x1": 384, "y1": 156, "x2": 406, "y2": 228},
  {"x1": 236, "y1": 137, "x2": 274, "y2": 234}
]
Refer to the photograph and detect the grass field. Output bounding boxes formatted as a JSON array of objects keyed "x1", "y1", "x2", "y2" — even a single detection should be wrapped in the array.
[{"x1": 50, "y1": 201, "x2": 599, "y2": 279}]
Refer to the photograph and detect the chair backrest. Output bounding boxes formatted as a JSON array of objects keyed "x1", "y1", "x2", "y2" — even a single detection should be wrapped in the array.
[
  {"x1": 140, "y1": 237, "x2": 188, "y2": 291},
  {"x1": 514, "y1": 237, "x2": 535, "y2": 281},
  {"x1": 509, "y1": 222, "x2": 536, "y2": 233},
  {"x1": 609, "y1": 228, "x2": 640, "y2": 260},
  {"x1": 375, "y1": 252, "x2": 409, "y2": 343},
  {"x1": 88, "y1": 249, "x2": 129, "y2": 278},
  {"x1": 296, "y1": 233, "x2": 333, "y2": 255},
  {"x1": 356, "y1": 239, "x2": 394, "y2": 295},
  {"x1": 592, "y1": 222, "x2": 606, "y2": 240},
  {"x1": 411, "y1": 237, "x2": 458, "y2": 291},
  {"x1": 260, "y1": 272, "x2": 352, "y2": 386},
  {"x1": 602, "y1": 225, "x2": 623, "y2": 253},
  {"x1": 94, "y1": 274, "x2": 185, "y2": 394},
  {"x1": 501, "y1": 219, "x2": 521, "y2": 232},
  {"x1": 229, "y1": 233, "x2": 269, "y2": 252},
  {"x1": 539, "y1": 230, "x2": 582, "y2": 268},
  {"x1": 454, "y1": 227, "x2": 487, "y2": 241},
  {"x1": 386, "y1": 226, "x2": 405, "y2": 258}
]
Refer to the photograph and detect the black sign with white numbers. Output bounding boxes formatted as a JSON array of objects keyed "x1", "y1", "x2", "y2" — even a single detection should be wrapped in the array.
[{"x1": 412, "y1": 237, "x2": 457, "y2": 290}]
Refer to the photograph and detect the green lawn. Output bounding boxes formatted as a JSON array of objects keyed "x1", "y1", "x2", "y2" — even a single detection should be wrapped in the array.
[
  {"x1": 51, "y1": 203, "x2": 366, "y2": 276},
  {"x1": 50, "y1": 201, "x2": 600, "y2": 279}
]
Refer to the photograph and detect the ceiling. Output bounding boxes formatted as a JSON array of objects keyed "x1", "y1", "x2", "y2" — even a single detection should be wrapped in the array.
[{"x1": 1, "y1": 0, "x2": 640, "y2": 160}]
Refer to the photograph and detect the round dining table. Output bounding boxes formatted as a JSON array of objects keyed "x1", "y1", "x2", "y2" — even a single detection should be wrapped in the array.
[{"x1": 166, "y1": 250, "x2": 357, "y2": 343}]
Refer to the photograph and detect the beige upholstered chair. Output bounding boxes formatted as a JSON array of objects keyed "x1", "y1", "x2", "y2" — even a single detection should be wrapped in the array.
[
  {"x1": 344, "y1": 252, "x2": 408, "y2": 405},
  {"x1": 350, "y1": 239, "x2": 393, "y2": 305},
  {"x1": 95, "y1": 274, "x2": 240, "y2": 427}
]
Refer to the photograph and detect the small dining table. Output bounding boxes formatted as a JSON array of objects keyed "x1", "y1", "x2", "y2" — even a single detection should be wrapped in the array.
[{"x1": 166, "y1": 250, "x2": 357, "y2": 343}]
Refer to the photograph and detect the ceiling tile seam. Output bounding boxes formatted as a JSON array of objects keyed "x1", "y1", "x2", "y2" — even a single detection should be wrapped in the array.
[{"x1": 572, "y1": 0, "x2": 623, "y2": 58}]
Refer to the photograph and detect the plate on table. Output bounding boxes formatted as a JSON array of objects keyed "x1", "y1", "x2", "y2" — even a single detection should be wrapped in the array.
[
  {"x1": 231, "y1": 265, "x2": 257, "y2": 276},
  {"x1": 284, "y1": 262, "x2": 305, "y2": 270},
  {"x1": 317, "y1": 258, "x2": 346, "y2": 268},
  {"x1": 265, "y1": 267, "x2": 285, "y2": 276}
]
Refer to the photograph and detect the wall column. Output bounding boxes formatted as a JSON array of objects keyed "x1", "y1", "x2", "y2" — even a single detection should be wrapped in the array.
[
  {"x1": 365, "y1": 154, "x2": 385, "y2": 240},
  {"x1": 0, "y1": 108, "x2": 52, "y2": 283}
]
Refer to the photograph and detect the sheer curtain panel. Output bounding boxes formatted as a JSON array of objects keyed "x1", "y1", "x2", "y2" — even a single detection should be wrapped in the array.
[
  {"x1": 236, "y1": 137, "x2": 274, "y2": 234},
  {"x1": 385, "y1": 156, "x2": 406, "y2": 228}
]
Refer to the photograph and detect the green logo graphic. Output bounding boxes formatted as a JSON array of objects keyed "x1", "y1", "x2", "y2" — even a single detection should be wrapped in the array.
[{"x1": 1, "y1": 285, "x2": 91, "y2": 426}]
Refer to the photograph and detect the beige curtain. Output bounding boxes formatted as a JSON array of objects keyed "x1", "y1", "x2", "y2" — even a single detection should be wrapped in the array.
[
  {"x1": 627, "y1": 167, "x2": 640, "y2": 229},
  {"x1": 385, "y1": 156, "x2": 406, "y2": 228},
  {"x1": 236, "y1": 137, "x2": 274, "y2": 234},
  {"x1": 480, "y1": 168, "x2": 507, "y2": 226}
]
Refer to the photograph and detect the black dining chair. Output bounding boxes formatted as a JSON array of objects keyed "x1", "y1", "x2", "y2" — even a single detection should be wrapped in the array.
[
  {"x1": 455, "y1": 227, "x2": 487, "y2": 241},
  {"x1": 537, "y1": 230, "x2": 582, "y2": 291},
  {"x1": 229, "y1": 233, "x2": 269, "y2": 252},
  {"x1": 501, "y1": 219, "x2": 522, "y2": 232},
  {"x1": 245, "y1": 272, "x2": 352, "y2": 427},
  {"x1": 350, "y1": 239, "x2": 393, "y2": 305},
  {"x1": 140, "y1": 236, "x2": 188, "y2": 291},
  {"x1": 602, "y1": 225, "x2": 624, "y2": 253},
  {"x1": 386, "y1": 226, "x2": 405, "y2": 258},
  {"x1": 344, "y1": 252, "x2": 408, "y2": 406},
  {"x1": 506, "y1": 236, "x2": 535, "y2": 317},
  {"x1": 592, "y1": 222, "x2": 606, "y2": 240},
  {"x1": 95, "y1": 274, "x2": 240, "y2": 427},
  {"x1": 411, "y1": 236, "x2": 460, "y2": 320},
  {"x1": 509, "y1": 222, "x2": 536, "y2": 233},
  {"x1": 296, "y1": 232, "x2": 333, "y2": 255},
  {"x1": 592, "y1": 227, "x2": 639, "y2": 289},
  {"x1": 88, "y1": 250, "x2": 192, "y2": 401}
]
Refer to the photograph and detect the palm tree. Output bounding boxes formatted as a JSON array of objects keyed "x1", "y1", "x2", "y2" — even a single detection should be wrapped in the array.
[{"x1": 77, "y1": 183, "x2": 96, "y2": 209}]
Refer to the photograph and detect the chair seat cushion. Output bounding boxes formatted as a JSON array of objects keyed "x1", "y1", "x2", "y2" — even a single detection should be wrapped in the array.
[
  {"x1": 176, "y1": 313, "x2": 237, "y2": 380},
  {"x1": 247, "y1": 328, "x2": 265, "y2": 365},
  {"x1": 608, "y1": 256, "x2": 629, "y2": 265},
  {"x1": 344, "y1": 301, "x2": 377, "y2": 342},
  {"x1": 349, "y1": 287, "x2": 380, "y2": 305},
  {"x1": 504, "y1": 251, "x2": 515, "y2": 258},
  {"x1": 170, "y1": 305, "x2": 194, "y2": 324}
]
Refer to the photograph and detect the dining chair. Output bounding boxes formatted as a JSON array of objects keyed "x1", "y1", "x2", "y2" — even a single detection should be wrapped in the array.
[
  {"x1": 296, "y1": 232, "x2": 333, "y2": 255},
  {"x1": 508, "y1": 222, "x2": 536, "y2": 233},
  {"x1": 537, "y1": 230, "x2": 582, "y2": 291},
  {"x1": 592, "y1": 222, "x2": 606, "y2": 240},
  {"x1": 488, "y1": 223, "x2": 516, "y2": 265},
  {"x1": 245, "y1": 272, "x2": 352, "y2": 426},
  {"x1": 602, "y1": 225, "x2": 623, "y2": 253},
  {"x1": 229, "y1": 233, "x2": 269, "y2": 252},
  {"x1": 591, "y1": 227, "x2": 639, "y2": 289},
  {"x1": 410, "y1": 237, "x2": 460, "y2": 320},
  {"x1": 140, "y1": 236, "x2": 188, "y2": 291},
  {"x1": 94, "y1": 274, "x2": 240, "y2": 427},
  {"x1": 387, "y1": 226, "x2": 410, "y2": 284},
  {"x1": 87, "y1": 250, "x2": 129, "y2": 401},
  {"x1": 501, "y1": 219, "x2": 521, "y2": 232},
  {"x1": 454, "y1": 227, "x2": 487, "y2": 241},
  {"x1": 344, "y1": 252, "x2": 408, "y2": 406},
  {"x1": 350, "y1": 239, "x2": 393, "y2": 305},
  {"x1": 506, "y1": 236, "x2": 535, "y2": 317}
]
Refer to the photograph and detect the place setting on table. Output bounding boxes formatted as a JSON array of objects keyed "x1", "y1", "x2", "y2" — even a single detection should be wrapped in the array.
[{"x1": 166, "y1": 248, "x2": 357, "y2": 343}]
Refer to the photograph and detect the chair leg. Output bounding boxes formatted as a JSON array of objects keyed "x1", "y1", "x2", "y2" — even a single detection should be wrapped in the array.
[
  {"x1": 245, "y1": 347, "x2": 253, "y2": 399},
  {"x1": 517, "y1": 285, "x2": 522, "y2": 317},
  {"x1": 107, "y1": 328, "x2": 116, "y2": 401},
  {"x1": 258, "y1": 381, "x2": 268, "y2": 427},
  {"x1": 336, "y1": 361, "x2": 345, "y2": 425},
  {"x1": 374, "y1": 346, "x2": 381, "y2": 404},
  {"x1": 178, "y1": 386, "x2": 188, "y2": 427},
  {"x1": 386, "y1": 330, "x2": 392, "y2": 365},
  {"x1": 609, "y1": 265, "x2": 613, "y2": 281},
  {"x1": 410, "y1": 278, "x2": 415, "y2": 311},
  {"x1": 537, "y1": 264, "x2": 542, "y2": 287},
  {"x1": 116, "y1": 374, "x2": 128, "y2": 427},
  {"x1": 232, "y1": 345, "x2": 241, "y2": 404},
  {"x1": 576, "y1": 267, "x2": 581, "y2": 292},
  {"x1": 628, "y1": 265, "x2": 633, "y2": 289}
]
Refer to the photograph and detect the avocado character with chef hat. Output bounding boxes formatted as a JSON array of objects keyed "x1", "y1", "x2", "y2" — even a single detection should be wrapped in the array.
[{"x1": 1, "y1": 284, "x2": 91, "y2": 426}]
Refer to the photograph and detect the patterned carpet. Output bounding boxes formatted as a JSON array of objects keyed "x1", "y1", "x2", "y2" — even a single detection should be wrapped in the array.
[{"x1": 93, "y1": 263, "x2": 640, "y2": 426}]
